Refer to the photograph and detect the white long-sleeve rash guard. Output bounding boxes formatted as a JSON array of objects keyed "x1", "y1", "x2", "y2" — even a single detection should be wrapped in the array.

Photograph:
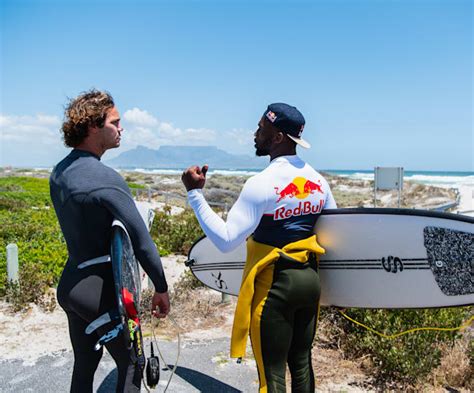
[{"x1": 187, "y1": 155, "x2": 337, "y2": 253}]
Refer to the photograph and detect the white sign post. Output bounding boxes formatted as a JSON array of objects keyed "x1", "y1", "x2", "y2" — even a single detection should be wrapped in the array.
[
  {"x1": 374, "y1": 167, "x2": 404, "y2": 208},
  {"x1": 7, "y1": 243, "x2": 19, "y2": 284}
]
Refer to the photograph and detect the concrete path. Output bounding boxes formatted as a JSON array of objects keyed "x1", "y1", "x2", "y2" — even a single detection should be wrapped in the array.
[{"x1": 0, "y1": 337, "x2": 259, "y2": 392}]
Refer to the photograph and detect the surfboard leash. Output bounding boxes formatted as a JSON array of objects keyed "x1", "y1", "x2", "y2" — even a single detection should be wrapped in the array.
[
  {"x1": 337, "y1": 309, "x2": 473, "y2": 339},
  {"x1": 143, "y1": 314, "x2": 181, "y2": 392}
]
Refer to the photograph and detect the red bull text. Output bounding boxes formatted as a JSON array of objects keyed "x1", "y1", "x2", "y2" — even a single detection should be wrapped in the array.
[
  {"x1": 274, "y1": 199, "x2": 325, "y2": 220},
  {"x1": 273, "y1": 177, "x2": 325, "y2": 220}
]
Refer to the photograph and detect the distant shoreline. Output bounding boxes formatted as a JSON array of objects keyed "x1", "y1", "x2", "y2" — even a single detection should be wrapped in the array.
[
  {"x1": 3, "y1": 166, "x2": 473, "y2": 176},
  {"x1": 3, "y1": 166, "x2": 472, "y2": 188}
]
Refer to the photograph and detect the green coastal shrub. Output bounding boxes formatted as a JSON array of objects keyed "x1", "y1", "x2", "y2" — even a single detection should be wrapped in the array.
[
  {"x1": 0, "y1": 177, "x2": 203, "y2": 304},
  {"x1": 5, "y1": 261, "x2": 54, "y2": 312},
  {"x1": 0, "y1": 177, "x2": 67, "y2": 299},
  {"x1": 328, "y1": 307, "x2": 471, "y2": 384},
  {"x1": 150, "y1": 206, "x2": 204, "y2": 256}
]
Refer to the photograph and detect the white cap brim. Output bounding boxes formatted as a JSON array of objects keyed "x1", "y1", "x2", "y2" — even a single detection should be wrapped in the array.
[{"x1": 287, "y1": 134, "x2": 311, "y2": 149}]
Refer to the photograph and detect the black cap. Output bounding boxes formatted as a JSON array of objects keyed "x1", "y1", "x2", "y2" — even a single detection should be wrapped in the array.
[{"x1": 263, "y1": 103, "x2": 310, "y2": 148}]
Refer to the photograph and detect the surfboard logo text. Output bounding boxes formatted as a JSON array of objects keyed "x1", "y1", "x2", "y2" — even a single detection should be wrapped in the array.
[
  {"x1": 381, "y1": 256, "x2": 404, "y2": 273},
  {"x1": 212, "y1": 272, "x2": 228, "y2": 290}
]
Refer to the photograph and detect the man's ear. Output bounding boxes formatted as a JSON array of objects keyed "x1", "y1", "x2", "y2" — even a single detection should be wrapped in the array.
[
  {"x1": 88, "y1": 125, "x2": 100, "y2": 135},
  {"x1": 273, "y1": 131, "x2": 285, "y2": 144}
]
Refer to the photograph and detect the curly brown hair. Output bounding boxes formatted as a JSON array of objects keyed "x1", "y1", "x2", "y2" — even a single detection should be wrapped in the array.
[{"x1": 61, "y1": 89, "x2": 115, "y2": 147}]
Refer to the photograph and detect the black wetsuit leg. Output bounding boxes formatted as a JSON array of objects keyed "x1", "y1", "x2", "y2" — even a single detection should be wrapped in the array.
[
  {"x1": 258, "y1": 257, "x2": 320, "y2": 393},
  {"x1": 57, "y1": 264, "x2": 141, "y2": 393},
  {"x1": 65, "y1": 312, "x2": 140, "y2": 393},
  {"x1": 287, "y1": 308, "x2": 317, "y2": 392},
  {"x1": 66, "y1": 312, "x2": 103, "y2": 392}
]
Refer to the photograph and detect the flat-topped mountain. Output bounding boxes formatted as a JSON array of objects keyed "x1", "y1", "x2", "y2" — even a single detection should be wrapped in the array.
[{"x1": 105, "y1": 145, "x2": 267, "y2": 169}]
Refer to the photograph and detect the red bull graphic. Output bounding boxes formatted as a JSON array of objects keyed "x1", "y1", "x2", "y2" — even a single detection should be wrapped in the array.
[
  {"x1": 303, "y1": 179, "x2": 323, "y2": 194},
  {"x1": 274, "y1": 182, "x2": 300, "y2": 203},
  {"x1": 274, "y1": 177, "x2": 325, "y2": 220},
  {"x1": 275, "y1": 177, "x2": 323, "y2": 202},
  {"x1": 266, "y1": 110, "x2": 277, "y2": 123}
]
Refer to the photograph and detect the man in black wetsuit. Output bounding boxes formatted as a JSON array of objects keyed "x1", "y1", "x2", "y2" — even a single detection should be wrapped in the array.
[{"x1": 50, "y1": 89, "x2": 169, "y2": 392}]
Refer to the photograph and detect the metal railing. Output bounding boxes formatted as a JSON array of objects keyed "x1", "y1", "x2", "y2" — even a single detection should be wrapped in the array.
[{"x1": 430, "y1": 188, "x2": 461, "y2": 213}]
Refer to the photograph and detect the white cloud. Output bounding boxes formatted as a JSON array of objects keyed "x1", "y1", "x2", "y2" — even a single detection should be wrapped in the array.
[
  {"x1": 36, "y1": 114, "x2": 61, "y2": 127},
  {"x1": 158, "y1": 122, "x2": 176, "y2": 134},
  {"x1": 120, "y1": 106, "x2": 256, "y2": 154},
  {"x1": 123, "y1": 108, "x2": 158, "y2": 127},
  {"x1": 0, "y1": 113, "x2": 68, "y2": 167},
  {"x1": 225, "y1": 128, "x2": 255, "y2": 149},
  {"x1": 159, "y1": 123, "x2": 182, "y2": 139},
  {"x1": 0, "y1": 114, "x2": 61, "y2": 145},
  {"x1": 0, "y1": 108, "x2": 257, "y2": 166},
  {"x1": 182, "y1": 128, "x2": 217, "y2": 143},
  {"x1": 121, "y1": 107, "x2": 222, "y2": 150},
  {"x1": 121, "y1": 126, "x2": 161, "y2": 150}
]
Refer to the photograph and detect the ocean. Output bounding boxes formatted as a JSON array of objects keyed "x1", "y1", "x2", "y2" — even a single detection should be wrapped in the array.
[
  {"x1": 131, "y1": 168, "x2": 474, "y2": 189},
  {"x1": 323, "y1": 170, "x2": 474, "y2": 189}
]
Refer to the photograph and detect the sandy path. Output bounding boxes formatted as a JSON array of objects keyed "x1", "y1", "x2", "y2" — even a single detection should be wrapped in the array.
[{"x1": 0, "y1": 255, "x2": 189, "y2": 365}]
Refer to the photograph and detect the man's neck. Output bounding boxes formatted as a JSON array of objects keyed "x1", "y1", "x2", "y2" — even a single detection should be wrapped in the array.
[
  {"x1": 269, "y1": 148, "x2": 297, "y2": 161},
  {"x1": 75, "y1": 140, "x2": 104, "y2": 158}
]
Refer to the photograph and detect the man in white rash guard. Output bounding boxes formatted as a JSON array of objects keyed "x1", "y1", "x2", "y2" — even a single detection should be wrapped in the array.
[{"x1": 182, "y1": 103, "x2": 337, "y2": 393}]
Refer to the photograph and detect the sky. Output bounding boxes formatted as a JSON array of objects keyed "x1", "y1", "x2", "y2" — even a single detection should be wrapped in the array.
[{"x1": 0, "y1": 0, "x2": 472, "y2": 171}]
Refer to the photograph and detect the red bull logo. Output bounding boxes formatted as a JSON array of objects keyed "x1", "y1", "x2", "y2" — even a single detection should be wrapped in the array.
[
  {"x1": 266, "y1": 110, "x2": 277, "y2": 123},
  {"x1": 303, "y1": 179, "x2": 323, "y2": 194},
  {"x1": 275, "y1": 182, "x2": 300, "y2": 202},
  {"x1": 274, "y1": 177, "x2": 324, "y2": 220},
  {"x1": 274, "y1": 177, "x2": 323, "y2": 202}
]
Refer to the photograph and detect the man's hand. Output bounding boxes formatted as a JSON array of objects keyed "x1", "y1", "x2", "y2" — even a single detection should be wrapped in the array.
[
  {"x1": 181, "y1": 165, "x2": 209, "y2": 191},
  {"x1": 151, "y1": 291, "x2": 170, "y2": 318}
]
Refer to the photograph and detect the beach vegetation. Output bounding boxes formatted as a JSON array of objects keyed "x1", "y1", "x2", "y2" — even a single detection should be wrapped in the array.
[
  {"x1": 0, "y1": 176, "x2": 203, "y2": 308},
  {"x1": 320, "y1": 307, "x2": 472, "y2": 387},
  {"x1": 150, "y1": 206, "x2": 204, "y2": 256},
  {"x1": 127, "y1": 182, "x2": 146, "y2": 190},
  {"x1": 0, "y1": 177, "x2": 67, "y2": 303}
]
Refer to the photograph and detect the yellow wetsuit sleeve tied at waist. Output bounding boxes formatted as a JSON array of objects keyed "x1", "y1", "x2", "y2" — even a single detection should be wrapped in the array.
[{"x1": 230, "y1": 235, "x2": 325, "y2": 359}]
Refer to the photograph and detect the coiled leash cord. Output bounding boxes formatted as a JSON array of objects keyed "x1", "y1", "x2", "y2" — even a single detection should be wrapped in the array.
[
  {"x1": 338, "y1": 309, "x2": 473, "y2": 339},
  {"x1": 143, "y1": 314, "x2": 181, "y2": 392}
]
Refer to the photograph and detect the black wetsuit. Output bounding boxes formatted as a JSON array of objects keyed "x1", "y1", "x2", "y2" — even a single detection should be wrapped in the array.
[{"x1": 50, "y1": 149, "x2": 167, "y2": 393}]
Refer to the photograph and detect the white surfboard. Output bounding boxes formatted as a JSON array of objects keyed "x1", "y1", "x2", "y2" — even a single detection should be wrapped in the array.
[{"x1": 186, "y1": 208, "x2": 474, "y2": 308}]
